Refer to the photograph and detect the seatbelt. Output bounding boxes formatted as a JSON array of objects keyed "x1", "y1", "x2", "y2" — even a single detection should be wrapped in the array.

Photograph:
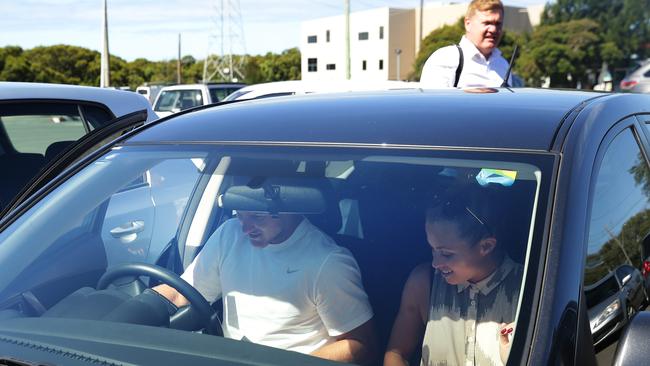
[{"x1": 454, "y1": 44, "x2": 464, "y2": 87}]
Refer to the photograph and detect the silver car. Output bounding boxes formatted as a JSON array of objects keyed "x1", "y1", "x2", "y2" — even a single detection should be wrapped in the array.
[{"x1": 619, "y1": 59, "x2": 650, "y2": 93}]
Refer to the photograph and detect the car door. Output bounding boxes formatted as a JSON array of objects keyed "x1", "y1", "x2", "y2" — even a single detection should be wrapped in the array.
[{"x1": 581, "y1": 118, "x2": 650, "y2": 365}]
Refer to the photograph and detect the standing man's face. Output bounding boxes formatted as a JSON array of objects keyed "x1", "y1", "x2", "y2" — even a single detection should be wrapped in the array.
[{"x1": 464, "y1": 9, "x2": 504, "y2": 58}]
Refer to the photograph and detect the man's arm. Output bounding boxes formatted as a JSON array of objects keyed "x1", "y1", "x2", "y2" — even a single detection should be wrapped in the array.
[
  {"x1": 419, "y1": 46, "x2": 458, "y2": 88},
  {"x1": 153, "y1": 284, "x2": 189, "y2": 308},
  {"x1": 384, "y1": 264, "x2": 430, "y2": 366},
  {"x1": 311, "y1": 318, "x2": 378, "y2": 365}
]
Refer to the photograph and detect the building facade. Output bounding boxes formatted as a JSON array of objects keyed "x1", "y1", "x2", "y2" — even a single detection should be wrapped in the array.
[{"x1": 301, "y1": 2, "x2": 543, "y2": 81}]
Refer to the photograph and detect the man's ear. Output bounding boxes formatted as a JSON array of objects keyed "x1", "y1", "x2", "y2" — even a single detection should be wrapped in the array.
[
  {"x1": 478, "y1": 237, "x2": 497, "y2": 256},
  {"x1": 464, "y1": 16, "x2": 471, "y2": 31}
]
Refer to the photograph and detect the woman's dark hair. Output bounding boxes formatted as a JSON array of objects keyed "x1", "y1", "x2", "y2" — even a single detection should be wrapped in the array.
[{"x1": 426, "y1": 184, "x2": 500, "y2": 245}]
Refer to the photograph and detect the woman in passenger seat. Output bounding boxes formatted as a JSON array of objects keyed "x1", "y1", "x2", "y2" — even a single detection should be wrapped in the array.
[{"x1": 384, "y1": 185, "x2": 523, "y2": 366}]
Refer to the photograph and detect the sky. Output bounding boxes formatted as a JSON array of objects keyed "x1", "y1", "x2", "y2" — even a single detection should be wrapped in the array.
[{"x1": 0, "y1": 0, "x2": 548, "y2": 62}]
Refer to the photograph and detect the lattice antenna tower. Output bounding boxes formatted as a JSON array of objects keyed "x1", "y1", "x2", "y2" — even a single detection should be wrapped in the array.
[{"x1": 202, "y1": 0, "x2": 247, "y2": 83}]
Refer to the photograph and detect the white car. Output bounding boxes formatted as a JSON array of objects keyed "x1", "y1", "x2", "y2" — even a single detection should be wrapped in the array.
[
  {"x1": 223, "y1": 79, "x2": 421, "y2": 101},
  {"x1": 153, "y1": 83, "x2": 246, "y2": 117},
  {"x1": 0, "y1": 82, "x2": 157, "y2": 213}
]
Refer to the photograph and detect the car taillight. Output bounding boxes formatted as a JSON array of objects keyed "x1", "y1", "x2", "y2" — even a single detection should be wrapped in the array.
[
  {"x1": 642, "y1": 261, "x2": 650, "y2": 277},
  {"x1": 620, "y1": 80, "x2": 638, "y2": 90}
]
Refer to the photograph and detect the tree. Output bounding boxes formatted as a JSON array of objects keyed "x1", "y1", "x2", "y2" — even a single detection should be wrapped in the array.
[
  {"x1": 543, "y1": 0, "x2": 650, "y2": 79},
  {"x1": 516, "y1": 19, "x2": 601, "y2": 87}
]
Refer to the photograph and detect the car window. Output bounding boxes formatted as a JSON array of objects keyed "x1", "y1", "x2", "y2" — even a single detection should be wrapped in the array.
[
  {"x1": 155, "y1": 90, "x2": 203, "y2": 112},
  {"x1": 584, "y1": 127, "x2": 650, "y2": 363},
  {"x1": 0, "y1": 144, "x2": 550, "y2": 365},
  {"x1": 209, "y1": 87, "x2": 241, "y2": 103},
  {"x1": 0, "y1": 103, "x2": 86, "y2": 155}
]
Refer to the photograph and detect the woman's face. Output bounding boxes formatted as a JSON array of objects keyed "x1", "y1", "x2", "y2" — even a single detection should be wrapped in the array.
[{"x1": 425, "y1": 219, "x2": 492, "y2": 285}]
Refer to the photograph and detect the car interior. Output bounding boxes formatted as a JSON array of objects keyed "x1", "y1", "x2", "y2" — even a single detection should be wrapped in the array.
[{"x1": 0, "y1": 147, "x2": 541, "y2": 364}]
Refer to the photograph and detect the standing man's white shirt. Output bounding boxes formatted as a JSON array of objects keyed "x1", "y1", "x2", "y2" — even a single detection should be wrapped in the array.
[
  {"x1": 420, "y1": 36, "x2": 511, "y2": 88},
  {"x1": 181, "y1": 218, "x2": 373, "y2": 354}
]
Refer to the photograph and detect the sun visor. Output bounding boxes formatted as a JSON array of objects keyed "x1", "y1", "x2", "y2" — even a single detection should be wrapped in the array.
[{"x1": 218, "y1": 178, "x2": 327, "y2": 215}]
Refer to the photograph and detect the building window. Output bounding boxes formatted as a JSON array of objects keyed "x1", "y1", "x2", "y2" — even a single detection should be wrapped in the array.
[
  {"x1": 362, "y1": 60, "x2": 367, "y2": 71},
  {"x1": 379, "y1": 59, "x2": 384, "y2": 70},
  {"x1": 307, "y1": 35, "x2": 317, "y2": 44},
  {"x1": 326, "y1": 64, "x2": 336, "y2": 70},
  {"x1": 379, "y1": 26, "x2": 384, "y2": 40},
  {"x1": 326, "y1": 30, "x2": 330, "y2": 42},
  {"x1": 358, "y1": 32, "x2": 369, "y2": 41},
  {"x1": 308, "y1": 58, "x2": 318, "y2": 72}
]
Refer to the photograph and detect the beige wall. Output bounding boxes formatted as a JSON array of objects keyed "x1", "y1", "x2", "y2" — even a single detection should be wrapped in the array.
[{"x1": 388, "y1": 9, "x2": 415, "y2": 80}]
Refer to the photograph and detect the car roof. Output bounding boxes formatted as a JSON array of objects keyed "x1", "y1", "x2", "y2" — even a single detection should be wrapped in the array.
[
  {"x1": 230, "y1": 80, "x2": 420, "y2": 100},
  {"x1": 159, "y1": 83, "x2": 245, "y2": 91},
  {"x1": 0, "y1": 82, "x2": 156, "y2": 122},
  {"x1": 129, "y1": 88, "x2": 605, "y2": 151}
]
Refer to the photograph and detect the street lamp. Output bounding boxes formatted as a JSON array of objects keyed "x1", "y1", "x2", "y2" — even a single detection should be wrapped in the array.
[{"x1": 395, "y1": 48, "x2": 402, "y2": 81}]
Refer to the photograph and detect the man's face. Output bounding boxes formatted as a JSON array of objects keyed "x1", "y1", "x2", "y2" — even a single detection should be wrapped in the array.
[
  {"x1": 464, "y1": 9, "x2": 504, "y2": 57},
  {"x1": 425, "y1": 219, "x2": 488, "y2": 285},
  {"x1": 237, "y1": 211, "x2": 286, "y2": 248}
]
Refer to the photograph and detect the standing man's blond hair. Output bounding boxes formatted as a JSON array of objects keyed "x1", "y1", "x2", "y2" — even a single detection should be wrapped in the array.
[{"x1": 466, "y1": 0, "x2": 504, "y2": 19}]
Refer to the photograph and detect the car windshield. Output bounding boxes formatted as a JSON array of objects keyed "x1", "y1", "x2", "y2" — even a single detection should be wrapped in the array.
[
  {"x1": 584, "y1": 274, "x2": 620, "y2": 308},
  {"x1": 0, "y1": 143, "x2": 550, "y2": 364},
  {"x1": 155, "y1": 90, "x2": 203, "y2": 112}
]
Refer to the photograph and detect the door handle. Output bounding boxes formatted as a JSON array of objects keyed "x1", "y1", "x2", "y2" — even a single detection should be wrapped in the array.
[{"x1": 110, "y1": 220, "x2": 145, "y2": 238}]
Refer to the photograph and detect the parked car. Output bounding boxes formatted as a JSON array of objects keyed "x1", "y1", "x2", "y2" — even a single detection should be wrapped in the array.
[
  {"x1": 0, "y1": 82, "x2": 157, "y2": 214},
  {"x1": 136, "y1": 84, "x2": 170, "y2": 105},
  {"x1": 585, "y1": 265, "x2": 647, "y2": 348},
  {"x1": 2, "y1": 88, "x2": 650, "y2": 365},
  {"x1": 153, "y1": 83, "x2": 246, "y2": 117},
  {"x1": 222, "y1": 79, "x2": 419, "y2": 101},
  {"x1": 619, "y1": 59, "x2": 650, "y2": 93}
]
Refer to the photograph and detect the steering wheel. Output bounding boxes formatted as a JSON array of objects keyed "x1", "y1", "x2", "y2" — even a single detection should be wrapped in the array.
[{"x1": 97, "y1": 262, "x2": 222, "y2": 336}]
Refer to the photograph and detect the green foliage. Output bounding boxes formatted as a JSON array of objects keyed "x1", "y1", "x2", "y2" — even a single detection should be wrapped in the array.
[
  {"x1": 542, "y1": 0, "x2": 650, "y2": 78},
  {"x1": 517, "y1": 19, "x2": 601, "y2": 87},
  {"x1": 0, "y1": 45, "x2": 301, "y2": 89}
]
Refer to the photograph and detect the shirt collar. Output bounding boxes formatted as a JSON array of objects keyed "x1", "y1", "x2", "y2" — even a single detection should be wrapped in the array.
[
  {"x1": 456, "y1": 256, "x2": 516, "y2": 295},
  {"x1": 459, "y1": 35, "x2": 502, "y2": 62}
]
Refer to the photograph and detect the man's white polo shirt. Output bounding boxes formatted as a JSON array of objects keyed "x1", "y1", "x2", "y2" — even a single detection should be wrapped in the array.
[{"x1": 420, "y1": 36, "x2": 511, "y2": 88}]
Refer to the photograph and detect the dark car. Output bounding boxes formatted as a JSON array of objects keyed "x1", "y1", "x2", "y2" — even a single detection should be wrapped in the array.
[
  {"x1": 2, "y1": 88, "x2": 650, "y2": 365},
  {"x1": 585, "y1": 265, "x2": 647, "y2": 347},
  {"x1": 0, "y1": 82, "x2": 157, "y2": 213}
]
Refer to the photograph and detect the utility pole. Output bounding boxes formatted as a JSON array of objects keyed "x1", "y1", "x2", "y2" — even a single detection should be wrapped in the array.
[
  {"x1": 418, "y1": 0, "x2": 424, "y2": 53},
  {"x1": 100, "y1": 0, "x2": 110, "y2": 87},
  {"x1": 203, "y1": 0, "x2": 247, "y2": 83},
  {"x1": 345, "y1": 0, "x2": 351, "y2": 80},
  {"x1": 605, "y1": 226, "x2": 634, "y2": 266},
  {"x1": 177, "y1": 33, "x2": 182, "y2": 84}
]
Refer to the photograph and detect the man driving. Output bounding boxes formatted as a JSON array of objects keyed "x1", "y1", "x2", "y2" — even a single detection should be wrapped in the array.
[{"x1": 155, "y1": 207, "x2": 377, "y2": 364}]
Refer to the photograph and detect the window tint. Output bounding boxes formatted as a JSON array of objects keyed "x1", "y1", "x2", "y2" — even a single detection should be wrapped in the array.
[
  {"x1": 585, "y1": 128, "x2": 650, "y2": 362},
  {"x1": 358, "y1": 31, "x2": 369, "y2": 40},
  {"x1": 0, "y1": 102, "x2": 87, "y2": 155},
  {"x1": 307, "y1": 35, "x2": 317, "y2": 43}
]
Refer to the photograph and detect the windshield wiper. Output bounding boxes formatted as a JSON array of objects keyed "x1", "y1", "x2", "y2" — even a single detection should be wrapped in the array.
[{"x1": 0, "y1": 357, "x2": 51, "y2": 366}]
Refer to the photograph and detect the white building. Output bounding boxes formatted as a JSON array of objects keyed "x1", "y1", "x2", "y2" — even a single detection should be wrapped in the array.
[{"x1": 301, "y1": 2, "x2": 544, "y2": 81}]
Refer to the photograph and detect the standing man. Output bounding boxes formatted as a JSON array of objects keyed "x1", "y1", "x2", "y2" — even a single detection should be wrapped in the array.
[{"x1": 419, "y1": 0, "x2": 512, "y2": 88}]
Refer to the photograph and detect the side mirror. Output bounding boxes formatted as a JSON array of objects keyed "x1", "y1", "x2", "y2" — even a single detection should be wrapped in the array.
[
  {"x1": 622, "y1": 274, "x2": 631, "y2": 286},
  {"x1": 613, "y1": 312, "x2": 650, "y2": 365}
]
